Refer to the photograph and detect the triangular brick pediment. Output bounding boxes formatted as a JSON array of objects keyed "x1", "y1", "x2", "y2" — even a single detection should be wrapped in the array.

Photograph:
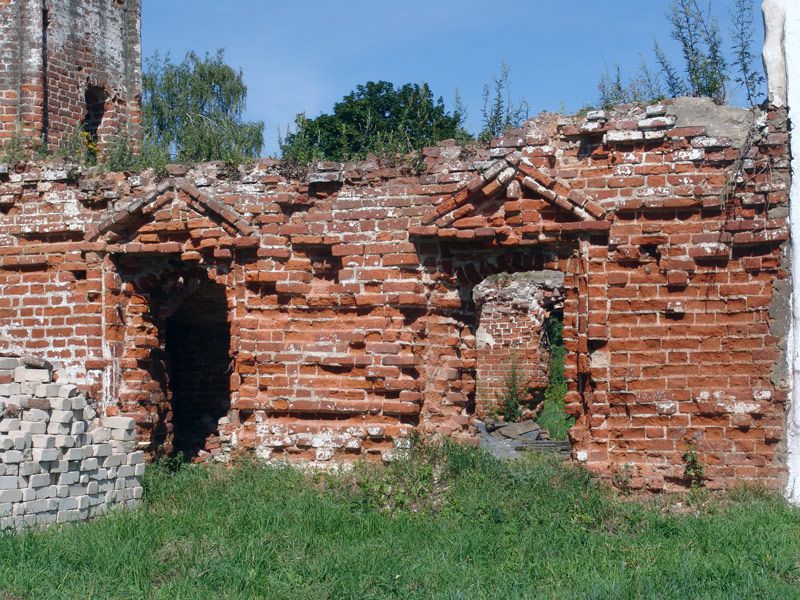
[
  {"x1": 410, "y1": 152, "x2": 610, "y2": 243},
  {"x1": 85, "y1": 178, "x2": 256, "y2": 244}
]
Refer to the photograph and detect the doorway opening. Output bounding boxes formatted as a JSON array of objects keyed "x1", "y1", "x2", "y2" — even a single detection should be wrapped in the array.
[{"x1": 164, "y1": 279, "x2": 231, "y2": 459}]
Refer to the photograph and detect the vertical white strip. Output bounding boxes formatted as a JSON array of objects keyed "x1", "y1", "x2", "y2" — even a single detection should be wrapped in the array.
[{"x1": 785, "y1": 0, "x2": 800, "y2": 503}]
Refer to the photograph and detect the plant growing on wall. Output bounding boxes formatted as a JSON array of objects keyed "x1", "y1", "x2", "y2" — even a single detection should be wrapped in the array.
[{"x1": 597, "y1": 0, "x2": 765, "y2": 107}]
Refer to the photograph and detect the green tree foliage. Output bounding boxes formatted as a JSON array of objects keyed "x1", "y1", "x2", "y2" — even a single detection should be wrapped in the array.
[
  {"x1": 536, "y1": 316, "x2": 574, "y2": 441},
  {"x1": 598, "y1": 0, "x2": 764, "y2": 108},
  {"x1": 731, "y1": 0, "x2": 765, "y2": 106},
  {"x1": 142, "y1": 50, "x2": 264, "y2": 163},
  {"x1": 279, "y1": 81, "x2": 467, "y2": 164},
  {"x1": 478, "y1": 61, "x2": 529, "y2": 142}
]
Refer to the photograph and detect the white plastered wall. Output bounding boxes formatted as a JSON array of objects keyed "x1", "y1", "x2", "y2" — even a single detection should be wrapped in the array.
[{"x1": 765, "y1": 0, "x2": 800, "y2": 502}]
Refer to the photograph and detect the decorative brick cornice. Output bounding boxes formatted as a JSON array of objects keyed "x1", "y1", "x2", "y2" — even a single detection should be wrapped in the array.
[{"x1": 84, "y1": 178, "x2": 255, "y2": 242}]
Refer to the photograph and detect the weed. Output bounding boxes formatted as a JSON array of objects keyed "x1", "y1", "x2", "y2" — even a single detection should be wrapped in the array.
[
  {"x1": 612, "y1": 463, "x2": 635, "y2": 494},
  {"x1": 498, "y1": 349, "x2": 525, "y2": 423},
  {"x1": 683, "y1": 442, "x2": 705, "y2": 490},
  {"x1": 536, "y1": 315, "x2": 575, "y2": 440}
]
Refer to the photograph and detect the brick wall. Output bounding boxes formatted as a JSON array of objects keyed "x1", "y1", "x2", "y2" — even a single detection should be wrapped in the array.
[
  {"x1": 0, "y1": 0, "x2": 141, "y2": 152},
  {"x1": 472, "y1": 271, "x2": 562, "y2": 417},
  {"x1": 0, "y1": 97, "x2": 792, "y2": 492}
]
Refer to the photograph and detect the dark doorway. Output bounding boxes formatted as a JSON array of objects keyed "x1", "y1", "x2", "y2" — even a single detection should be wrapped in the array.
[{"x1": 164, "y1": 280, "x2": 231, "y2": 459}]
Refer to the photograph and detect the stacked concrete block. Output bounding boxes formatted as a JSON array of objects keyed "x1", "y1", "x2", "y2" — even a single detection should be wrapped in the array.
[{"x1": 0, "y1": 357, "x2": 143, "y2": 531}]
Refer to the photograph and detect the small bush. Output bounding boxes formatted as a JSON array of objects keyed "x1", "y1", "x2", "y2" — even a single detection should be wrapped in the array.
[
  {"x1": 499, "y1": 350, "x2": 526, "y2": 423},
  {"x1": 683, "y1": 442, "x2": 705, "y2": 489}
]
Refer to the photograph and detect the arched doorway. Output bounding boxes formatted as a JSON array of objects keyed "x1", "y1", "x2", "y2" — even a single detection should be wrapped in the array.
[
  {"x1": 165, "y1": 279, "x2": 231, "y2": 458},
  {"x1": 111, "y1": 256, "x2": 233, "y2": 461}
]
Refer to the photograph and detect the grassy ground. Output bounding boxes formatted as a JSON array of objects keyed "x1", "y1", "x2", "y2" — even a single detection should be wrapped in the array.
[{"x1": 0, "y1": 443, "x2": 798, "y2": 600}]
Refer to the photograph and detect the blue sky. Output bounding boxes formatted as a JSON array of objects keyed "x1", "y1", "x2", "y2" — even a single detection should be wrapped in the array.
[{"x1": 142, "y1": 0, "x2": 765, "y2": 155}]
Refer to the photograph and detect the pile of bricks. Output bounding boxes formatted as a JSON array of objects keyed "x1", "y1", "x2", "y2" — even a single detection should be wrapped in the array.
[{"x1": 0, "y1": 356, "x2": 142, "y2": 531}]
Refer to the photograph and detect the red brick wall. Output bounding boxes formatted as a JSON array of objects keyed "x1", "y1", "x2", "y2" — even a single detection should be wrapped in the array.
[
  {"x1": 0, "y1": 98, "x2": 791, "y2": 492},
  {"x1": 0, "y1": 0, "x2": 141, "y2": 152}
]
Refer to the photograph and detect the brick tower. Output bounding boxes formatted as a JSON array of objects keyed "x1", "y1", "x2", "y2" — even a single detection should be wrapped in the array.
[{"x1": 0, "y1": 0, "x2": 141, "y2": 154}]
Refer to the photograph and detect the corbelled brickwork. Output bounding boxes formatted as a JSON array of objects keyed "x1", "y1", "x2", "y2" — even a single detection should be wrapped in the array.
[
  {"x1": 0, "y1": 355, "x2": 142, "y2": 530},
  {"x1": 0, "y1": 0, "x2": 141, "y2": 151},
  {"x1": 0, "y1": 97, "x2": 792, "y2": 493}
]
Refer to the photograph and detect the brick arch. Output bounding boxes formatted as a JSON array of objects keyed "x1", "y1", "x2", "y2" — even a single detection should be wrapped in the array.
[{"x1": 104, "y1": 254, "x2": 236, "y2": 457}]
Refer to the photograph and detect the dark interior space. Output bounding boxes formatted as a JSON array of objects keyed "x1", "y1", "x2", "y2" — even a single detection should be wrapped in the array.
[
  {"x1": 165, "y1": 280, "x2": 231, "y2": 459},
  {"x1": 83, "y1": 85, "x2": 107, "y2": 147}
]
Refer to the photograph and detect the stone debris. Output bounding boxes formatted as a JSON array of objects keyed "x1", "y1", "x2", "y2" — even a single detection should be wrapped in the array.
[
  {"x1": 0, "y1": 357, "x2": 142, "y2": 531},
  {"x1": 478, "y1": 420, "x2": 571, "y2": 460}
]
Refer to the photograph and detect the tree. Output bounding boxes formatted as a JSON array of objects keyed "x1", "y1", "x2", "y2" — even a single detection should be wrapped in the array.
[
  {"x1": 478, "y1": 61, "x2": 529, "y2": 142},
  {"x1": 731, "y1": 0, "x2": 765, "y2": 106},
  {"x1": 142, "y1": 50, "x2": 264, "y2": 163},
  {"x1": 280, "y1": 81, "x2": 467, "y2": 164},
  {"x1": 667, "y1": 0, "x2": 727, "y2": 103},
  {"x1": 597, "y1": 0, "x2": 764, "y2": 108}
]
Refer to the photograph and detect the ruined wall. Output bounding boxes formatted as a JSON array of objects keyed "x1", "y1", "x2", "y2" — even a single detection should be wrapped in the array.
[
  {"x1": 0, "y1": 0, "x2": 141, "y2": 151},
  {"x1": 0, "y1": 98, "x2": 792, "y2": 491}
]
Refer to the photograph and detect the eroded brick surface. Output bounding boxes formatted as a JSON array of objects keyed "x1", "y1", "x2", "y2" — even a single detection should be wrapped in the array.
[
  {"x1": 0, "y1": 0, "x2": 141, "y2": 151},
  {"x1": 0, "y1": 98, "x2": 792, "y2": 493}
]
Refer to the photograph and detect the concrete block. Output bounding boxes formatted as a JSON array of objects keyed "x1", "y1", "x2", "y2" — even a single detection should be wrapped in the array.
[
  {"x1": 24, "y1": 408, "x2": 49, "y2": 423},
  {"x1": 2, "y1": 450, "x2": 24, "y2": 464},
  {"x1": 28, "y1": 473, "x2": 50, "y2": 488},
  {"x1": 49, "y1": 410, "x2": 73, "y2": 424},
  {"x1": 0, "y1": 476, "x2": 20, "y2": 490},
  {"x1": 31, "y1": 434, "x2": 55, "y2": 448},
  {"x1": 35, "y1": 485, "x2": 56, "y2": 500},
  {"x1": 21, "y1": 422, "x2": 46, "y2": 434},
  {"x1": 48, "y1": 397, "x2": 72, "y2": 411},
  {"x1": 58, "y1": 385, "x2": 79, "y2": 398},
  {"x1": 93, "y1": 443, "x2": 112, "y2": 457},
  {"x1": 13, "y1": 367, "x2": 51, "y2": 383},
  {"x1": 65, "y1": 447, "x2": 86, "y2": 461},
  {"x1": 53, "y1": 435, "x2": 75, "y2": 448},
  {"x1": 32, "y1": 448, "x2": 59, "y2": 462},
  {"x1": 46, "y1": 422, "x2": 71, "y2": 435},
  {"x1": 0, "y1": 383, "x2": 21, "y2": 396},
  {"x1": 19, "y1": 461, "x2": 40, "y2": 476},
  {"x1": 0, "y1": 489, "x2": 22, "y2": 503},
  {"x1": 80, "y1": 458, "x2": 98, "y2": 471},
  {"x1": 0, "y1": 419, "x2": 20, "y2": 433},
  {"x1": 102, "y1": 416, "x2": 136, "y2": 430}
]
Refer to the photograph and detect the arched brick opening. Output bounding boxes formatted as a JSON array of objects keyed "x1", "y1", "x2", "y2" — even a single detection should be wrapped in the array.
[
  {"x1": 447, "y1": 246, "x2": 578, "y2": 425},
  {"x1": 83, "y1": 86, "x2": 107, "y2": 155},
  {"x1": 109, "y1": 255, "x2": 233, "y2": 460},
  {"x1": 472, "y1": 270, "x2": 564, "y2": 418},
  {"x1": 165, "y1": 280, "x2": 231, "y2": 459}
]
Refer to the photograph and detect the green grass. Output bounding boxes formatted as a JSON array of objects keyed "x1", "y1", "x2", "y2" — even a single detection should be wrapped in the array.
[{"x1": 0, "y1": 443, "x2": 798, "y2": 600}]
